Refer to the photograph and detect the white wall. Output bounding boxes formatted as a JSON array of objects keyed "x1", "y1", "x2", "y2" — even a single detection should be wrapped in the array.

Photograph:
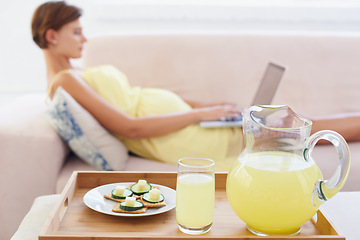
[
  {"x1": 1, "y1": 0, "x2": 360, "y2": 104},
  {"x1": 0, "y1": 0, "x2": 46, "y2": 93}
]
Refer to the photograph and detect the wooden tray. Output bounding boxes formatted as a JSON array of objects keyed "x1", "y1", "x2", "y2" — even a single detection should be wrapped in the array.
[{"x1": 39, "y1": 171, "x2": 345, "y2": 239}]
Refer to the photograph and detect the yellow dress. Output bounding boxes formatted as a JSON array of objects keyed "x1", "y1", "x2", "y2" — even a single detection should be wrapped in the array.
[{"x1": 83, "y1": 65, "x2": 243, "y2": 171}]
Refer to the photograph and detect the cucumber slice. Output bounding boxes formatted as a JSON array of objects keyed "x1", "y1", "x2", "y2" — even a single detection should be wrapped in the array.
[
  {"x1": 111, "y1": 188, "x2": 132, "y2": 199},
  {"x1": 130, "y1": 182, "x2": 152, "y2": 195},
  {"x1": 119, "y1": 201, "x2": 144, "y2": 211},
  {"x1": 142, "y1": 192, "x2": 165, "y2": 203}
]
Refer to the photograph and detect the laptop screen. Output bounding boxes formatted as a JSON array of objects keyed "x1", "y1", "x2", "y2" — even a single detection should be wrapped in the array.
[{"x1": 251, "y1": 62, "x2": 286, "y2": 105}]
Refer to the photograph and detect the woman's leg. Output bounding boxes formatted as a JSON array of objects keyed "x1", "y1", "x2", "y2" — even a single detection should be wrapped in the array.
[{"x1": 311, "y1": 112, "x2": 360, "y2": 142}]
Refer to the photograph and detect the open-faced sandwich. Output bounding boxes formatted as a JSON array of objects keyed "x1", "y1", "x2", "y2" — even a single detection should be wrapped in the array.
[
  {"x1": 141, "y1": 188, "x2": 166, "y2": 208},
  {"x1": 130, "y1": 179, "x2": 152, "y2": 196},
  {"x1": 112, "y1": 196, "x2": 147, "y2": 214},
  {"x1": 104, "y1": 185, "x2": 133, "y2": 202}
]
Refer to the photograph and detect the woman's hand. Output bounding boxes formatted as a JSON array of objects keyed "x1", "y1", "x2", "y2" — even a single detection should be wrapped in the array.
[{"x1": 195, "y1": 105, "x2": 243, "y2": 122}]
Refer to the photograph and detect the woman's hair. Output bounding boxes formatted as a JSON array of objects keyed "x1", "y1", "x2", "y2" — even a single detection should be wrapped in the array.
[{"x1": 31, "y1": 1, "x2": 82, "y2": 49}]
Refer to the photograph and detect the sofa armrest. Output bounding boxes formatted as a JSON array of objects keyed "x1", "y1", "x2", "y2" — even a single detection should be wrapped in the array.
[
  {"x1": 10, "y1": 194, "x2": 60, "y2": 240},
  {"x1": 0, "y1": 93, "x2": 69, "y2": 239}
]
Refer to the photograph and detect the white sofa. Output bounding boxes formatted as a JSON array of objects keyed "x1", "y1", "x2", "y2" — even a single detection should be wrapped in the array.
[{"x1": 2, "y1": 32, "x2": 360, "y2": 240}]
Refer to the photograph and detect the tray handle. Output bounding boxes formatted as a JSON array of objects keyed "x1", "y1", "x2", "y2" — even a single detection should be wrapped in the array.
[
  {"x1": 59, "y1": 196, "x2": 69, "y2": 222},
  {"x1": 39, "y1": 172, "x2": 78, "y2": 238}
]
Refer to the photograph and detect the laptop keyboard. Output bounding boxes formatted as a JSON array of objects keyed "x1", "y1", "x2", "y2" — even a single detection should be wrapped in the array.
[{"x1": 220, "y1": 114, "x2": 243, "y2": 122}]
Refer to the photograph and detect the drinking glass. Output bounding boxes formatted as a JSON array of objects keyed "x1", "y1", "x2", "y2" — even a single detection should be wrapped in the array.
[{"x1": 176, "y1": 157, "x2": 215, "y2": 235}]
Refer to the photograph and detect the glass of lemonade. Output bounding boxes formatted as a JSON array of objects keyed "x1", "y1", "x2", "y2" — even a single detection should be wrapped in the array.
[{"x1": 176, "y1": 157, "x2": 215, "y2": 235}]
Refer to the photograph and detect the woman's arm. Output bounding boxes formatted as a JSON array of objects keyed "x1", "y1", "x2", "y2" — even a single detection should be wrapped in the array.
[
  {"x1": 51, "y1": 73, "x2": 241, "y2": 139},
  {"x1": 311, "y1": 112, "x2": 360, "y2": 143},
  {"x1": 184, "y1": 99, "x2": 236, "y2": 108}
]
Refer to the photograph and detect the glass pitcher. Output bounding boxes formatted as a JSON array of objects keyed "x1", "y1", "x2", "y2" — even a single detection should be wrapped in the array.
[{"x1": 226, "y1": 105, "x2": 351, "y2": 236}]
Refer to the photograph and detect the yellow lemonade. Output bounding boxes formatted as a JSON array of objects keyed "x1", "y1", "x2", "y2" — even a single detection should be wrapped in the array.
[
  {"x1": 226, "y1": 151, "x2": 323, "y2": 235},
  {"x1": 176, "y1": 173, "x2": 215, "y2": 228}
]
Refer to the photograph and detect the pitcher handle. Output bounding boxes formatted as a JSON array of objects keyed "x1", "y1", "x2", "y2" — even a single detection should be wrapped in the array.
[{"x1": 304, "y1": 130, "x2": 351, "y2": 207}]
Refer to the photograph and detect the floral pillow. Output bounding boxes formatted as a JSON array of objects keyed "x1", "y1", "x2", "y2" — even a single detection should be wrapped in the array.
[{"x1": 46, "y1": 87, "x2": 129, "y2": 170}]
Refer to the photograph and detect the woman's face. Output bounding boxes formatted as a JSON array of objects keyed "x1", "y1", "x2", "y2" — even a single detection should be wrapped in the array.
[{"x1": 53, "y1": 18, "x2": 87, "y2": 59}]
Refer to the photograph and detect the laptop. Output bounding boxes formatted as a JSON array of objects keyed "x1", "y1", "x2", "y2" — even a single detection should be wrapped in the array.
[{"x1": 200, "y1": 62, "x2": 286, "y2": 128}]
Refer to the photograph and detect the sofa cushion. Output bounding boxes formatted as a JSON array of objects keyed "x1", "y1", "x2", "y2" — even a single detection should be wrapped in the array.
[
  {"x1": 83, "y1": 34, "x2": 360, "y2": 116},
  {"x1": 46, "y1": 87, "x2": 129, "y2": 171}
]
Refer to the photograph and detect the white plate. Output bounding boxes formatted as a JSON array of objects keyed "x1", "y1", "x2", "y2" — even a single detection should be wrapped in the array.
[{"x1": 83, "y1": 182, "x2": 176, "y2": 217}]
